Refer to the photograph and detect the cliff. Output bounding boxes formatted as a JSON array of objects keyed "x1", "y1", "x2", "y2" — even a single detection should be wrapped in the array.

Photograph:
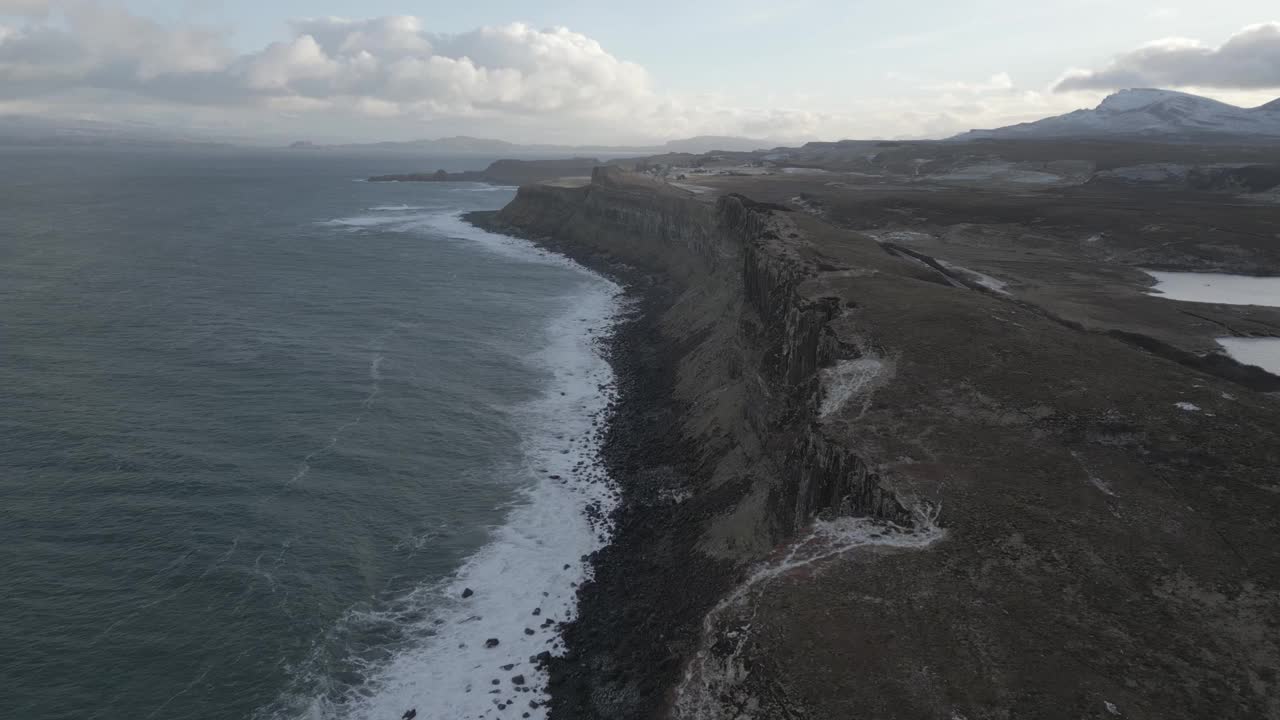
[
  {"x1": 477, "y1": 167, "x2": 1280, "y2": 720},
  {"x1": 497, "y1": 169, "x2": 930, "y2": 535}
]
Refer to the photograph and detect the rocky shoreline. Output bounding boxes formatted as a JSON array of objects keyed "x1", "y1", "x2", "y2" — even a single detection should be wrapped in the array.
[
  {"x1": 464, "y1": 159, "x2": 1280, "y2": 719},
  {"x1": 465, "y1": 208, "x2": 737, "y2": 719}
]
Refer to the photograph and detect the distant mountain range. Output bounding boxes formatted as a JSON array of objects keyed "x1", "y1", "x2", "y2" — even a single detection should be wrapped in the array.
[
  {"x1": 0, "y1": 115, "x2": 236, "y2": 148},
  {"x1": 0, "y1": 115, "x2": 778, "y2": 155},
  {"x1": 12, "y1": 89, "x2": 1277, "y2": 153},
  {"x1": 290, "y1": 135, "x2": 778, "y2": 155},
  {"x1": 957, "y1": 89, "x2": 1280, "y2": 142}
]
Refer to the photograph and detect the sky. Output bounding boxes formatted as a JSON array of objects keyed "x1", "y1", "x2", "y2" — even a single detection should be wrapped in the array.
[{"x1": 0, "y1": 0, "x2": 1278, "y2": 144}]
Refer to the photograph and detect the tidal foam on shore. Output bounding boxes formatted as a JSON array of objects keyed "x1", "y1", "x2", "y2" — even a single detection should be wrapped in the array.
[{"x1": 263, "y1": 208, "x2": 622, "y2": 720}]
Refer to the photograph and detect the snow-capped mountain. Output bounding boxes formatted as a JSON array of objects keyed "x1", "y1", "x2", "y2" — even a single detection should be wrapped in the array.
[{"x1": 956, "y1": 89, "x2": 1280, "y2": 141}]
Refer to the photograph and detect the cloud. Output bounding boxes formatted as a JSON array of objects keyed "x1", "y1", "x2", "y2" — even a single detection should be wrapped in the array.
[
  {"x1": 0, "y1": 2, "x2": 231, "y2": 98},
  {"x1": 0, "y1": 5, "x2": 878, "y2": 141},
  {"x1": 0, "y1": 6, "x2": 657, "y2": 124},
  {"x1": 930, "y1": 72, "x2": 1015, "y2": 94},
  {"x1": 1055, "y1": 22, "x2": 1280, "y2": 92},
  {"x1": 0, "y1": 2, "x2": 1142, "y2": 142},
  {"x1": 0, "y1": 0, "x2": 51, "y2": 15}
]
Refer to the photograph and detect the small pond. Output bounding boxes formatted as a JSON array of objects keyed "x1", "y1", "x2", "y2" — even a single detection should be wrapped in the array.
[
  {"x1": 1145, "y1": 270, "x2": 1280, "y2": 307},
  {"x1": 1218, "y1": 337, "x2": 1280, "y2": 376}
]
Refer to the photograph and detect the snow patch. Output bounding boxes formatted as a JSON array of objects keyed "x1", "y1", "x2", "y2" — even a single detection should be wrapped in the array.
[
  {"x1": 673, "y1": 506, "x2": 945, "y2": 720},
  {"x1": 1175, "y1": 402, "x2": 1201, "y2": 412},
  {"x1": 1096, "y1": 163, "x2": 1191, "y2": 183},
  {"x1": 938, "y1": 260, "x2": 1009, "y2": 294},
  {"x1": 779, "y1": 166, "x2": 833, "y2": 175},
  {"x1": 959, "y1": 88, "x2": 1280, "y2": 140},
  {"x1": 670, "y1": 182, "x2": 716, "y2": 195},
  {"x1": 789, "y1": 195, "x2": 823, "y2": 215},
  {"x1": 867, "y1": 230, "x2": 934, "y2": 245},
  {"x1": 934, "y1": 161, "x2": 1064, "y2": 185},
  {"x1": 819, "y1": 357, "x2": 887, "y2": 418}
]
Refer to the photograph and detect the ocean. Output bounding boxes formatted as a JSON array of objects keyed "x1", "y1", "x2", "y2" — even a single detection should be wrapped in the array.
[{"x1": 0, "y1": 147, "x2": 621, "y2": 720}]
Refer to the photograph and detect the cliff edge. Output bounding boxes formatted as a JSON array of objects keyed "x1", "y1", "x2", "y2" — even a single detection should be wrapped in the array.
[{"x1": 474, "y1": 166, "x2": 1280, "y2": 720}]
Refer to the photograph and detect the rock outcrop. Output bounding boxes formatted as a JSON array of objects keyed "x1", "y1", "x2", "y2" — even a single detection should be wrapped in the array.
[
  {"x1": 498, "y1": 167, "x2": 922, "y2": 536},
  {"x1": 476, "y1": 166, "x2": 1280, "y2": 720}
]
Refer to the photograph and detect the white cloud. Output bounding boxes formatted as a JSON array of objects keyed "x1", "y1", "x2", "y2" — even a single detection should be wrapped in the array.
[
  {"x1": 1055, "y1": 22, "x2": 1280, "y2": 92},
  {"x1": 3, "y1": 2, "x2": 1242, "y2": 143},
  {"x1": 0, "y1": 0, "x2": 50, "y2": 15},
  {"x1": 0, "y1": 6, "x2": 663, "y2": 131},
  {"x1": 930, "y1": 72, "x2": 1015, "y2": 94},
  {"x1": 0, "y1": 2, "x2": 230, "y2": 95}
]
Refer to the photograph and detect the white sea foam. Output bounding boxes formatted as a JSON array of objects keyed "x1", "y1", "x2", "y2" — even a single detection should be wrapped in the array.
[
  {"x1": 320, "y1": 203, "x2": 453, "y2": 229},
  {"x1": 264, "y1": 208, "x2": 623, "y2": 720},
  {"x1": 414, "y1": 211, "x2": 590, "y2": 268},
  {"x1": 320, "y1": 214, "x2": 426, "y2": 228},
  {"x1": 323, "y1": 206, "x2": 580, "y2": 271}
]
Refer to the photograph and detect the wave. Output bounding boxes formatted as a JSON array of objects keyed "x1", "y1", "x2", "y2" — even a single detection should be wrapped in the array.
[
  {"x1": 261, "y1": 213, "x2": 623, "y2": 720},
  {"x1": 323, "y1": 204, "x2": 591, "y2": 272},
  {"x1": 319, "y1": 215, "x2": 423, "y2": 229},
  {"x1": 319, "y1": 208, "x2": 446, "y2": 228},
  {"x1": 370, "y1": 205, "x2": 433, "y2": 212}
]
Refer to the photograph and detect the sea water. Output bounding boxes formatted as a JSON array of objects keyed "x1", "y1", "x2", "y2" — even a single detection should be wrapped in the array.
[{"x1": 0, "y1": 147, "x2": 620, "y2": 720}]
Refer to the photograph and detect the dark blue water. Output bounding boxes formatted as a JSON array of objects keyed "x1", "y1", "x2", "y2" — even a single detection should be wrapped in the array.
[{"x1": 0, "y1": 148, "x2": 619, "y2": 720}]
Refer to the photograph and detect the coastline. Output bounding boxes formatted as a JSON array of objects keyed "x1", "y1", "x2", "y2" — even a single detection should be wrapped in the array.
[
  {"x1": 264, "y1": 202, "x2": 633, "y2": 720},
  {"x1": 464, "y1": 210, "x2": 737, "y2": 719},
  {"x1": 462, "y1": 159, "x2": 1280, "y2": 720}
]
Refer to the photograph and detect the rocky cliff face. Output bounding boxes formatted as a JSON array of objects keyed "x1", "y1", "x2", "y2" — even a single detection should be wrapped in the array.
[
  {"x1": 485, "y1": 169, "x2": 946, "y2": 718},
  {"x1": 482, "y1": 167, "x2": 1280, "y2": 720},
  {"x1": 499, "y1": 169, "x2": 917, "y2": 539}
]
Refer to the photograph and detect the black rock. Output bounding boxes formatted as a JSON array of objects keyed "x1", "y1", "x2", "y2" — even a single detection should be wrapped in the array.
[
  {"x1": 485, "y1": 638, "x2": 500, "y2": 648},
  {"x1": 461, "y1": 588, "x2": 474, "y2": 599},
  {"x1": 532, "y1": 608, "x2": 542, "y2": 616},
  {"x1": 512, "y1": 675, "x2": 526, "y2": 685}
]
